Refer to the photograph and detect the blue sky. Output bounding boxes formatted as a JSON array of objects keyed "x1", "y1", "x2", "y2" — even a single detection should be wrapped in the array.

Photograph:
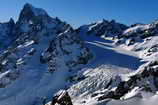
[{"x1": 0, "y1": 0, "x2": 158, "y2": 27}]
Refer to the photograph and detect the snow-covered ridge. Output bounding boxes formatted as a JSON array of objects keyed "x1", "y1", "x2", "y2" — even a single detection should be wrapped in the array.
[
  {"x1": 123, "y1": 24, "x2": 150, "y2": 36},
  {"x1": 78, "y1": 19, "x2": 128, "y2": 38}
]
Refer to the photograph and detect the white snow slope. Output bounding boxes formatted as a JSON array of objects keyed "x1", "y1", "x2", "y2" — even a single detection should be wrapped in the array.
[{"x1": 67, "y1": 31, "x2": 144, "y2": 105}]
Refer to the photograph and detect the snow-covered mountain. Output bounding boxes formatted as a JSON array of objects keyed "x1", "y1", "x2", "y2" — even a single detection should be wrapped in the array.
[
  {"x1": 1, "y1": 3, "x2": 158, "y2": 105},
  {"x1": 0, "y1": 3, "x2": 92, "y2": 105},
  {"x1": 77, "y1": 19, "x2": 128, "y2": 38},
  {"x1": 67, "y1": 19, "x2": 158, "y2": 105}
]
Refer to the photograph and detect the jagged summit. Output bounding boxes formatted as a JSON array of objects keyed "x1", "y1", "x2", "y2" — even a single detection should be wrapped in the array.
[
  {"x1": 24, "y1": 3, "x2": 47, "y2": 16},
  {"x1": 18, "y1": 3, "x2": 48, "y2": 22},
  {"x1": 15, "y1": 3, "x2": 64, "y2": 34},
  {"x1": 8, "y1": 18, "x2": 15, "y2": 24},
  {"x1": 23, "y1": 3, "x2": 34, "y2": 9}
]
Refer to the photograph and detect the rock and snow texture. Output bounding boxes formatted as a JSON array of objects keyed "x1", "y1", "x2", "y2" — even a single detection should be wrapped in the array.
[
  {"x1": 0, "y1": 3, "x2": 92, "y2": 105},
  {"x1": 1, "y1": 3, "x2": 158, "y2": 105},
  {"x1": 67, "y1": 34, "x2": 144, "y2": 105},
  {"x1": 112, "y1": 20, "x2": 158, "y2": 64},
  {"x1": 77, "y1": 19, "x2": 128, "y2": 38},
  {"x1": 66, "y1": 19, "x2": 158, "y2": 105}
]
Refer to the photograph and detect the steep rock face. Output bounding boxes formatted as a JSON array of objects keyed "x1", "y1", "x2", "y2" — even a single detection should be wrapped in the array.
[
  {"x1": 15, "y1": 3, "x2": 63, "y2": 37},
  {"x1": 0, "y1": 18, "x2": 15, "y2": 51},
  {"x1": 0, "y1": 3, "x2": 92, "y2": 88},
  {"x1": 18, "y1": 3, "x2": 48, "y2": 22},
  {"x1": 78, "y1": 19, "x2": 128, "y2": 37}
]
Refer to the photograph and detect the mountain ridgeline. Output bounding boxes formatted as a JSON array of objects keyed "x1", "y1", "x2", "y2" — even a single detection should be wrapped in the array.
[{"x1": 0, "y1": 3, "x2": 158, "y2": 105}]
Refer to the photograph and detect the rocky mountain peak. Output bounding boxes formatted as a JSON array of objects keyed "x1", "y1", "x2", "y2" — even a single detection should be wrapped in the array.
[
  {"x1": 0, "y1": 3, "x2": 92, "y2": 96},
  {"x1": 8, "y1": 18, "x2": 15, "y2": 24},
  {"x1": 8, "y1": 18, "x2": 15, "y2": 29},
  {"x1": 18, "y1": 3, "x2": 48, "y2": 23},
  {"x1": 15, "y1": 3, "x2": 62, "y2": 36}
]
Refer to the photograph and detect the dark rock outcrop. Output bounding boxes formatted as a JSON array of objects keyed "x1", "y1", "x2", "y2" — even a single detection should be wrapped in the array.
[{"x1": 50, "y1": 90, "x2": 73, "y2": 105}]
